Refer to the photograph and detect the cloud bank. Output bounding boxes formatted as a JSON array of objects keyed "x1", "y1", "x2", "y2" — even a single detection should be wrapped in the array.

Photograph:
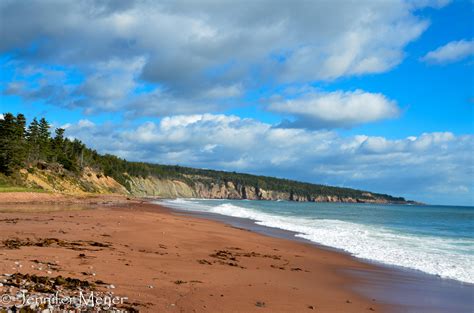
[
  {"x1": 0, "y1": 0, "x2": 440, "y2": 116},
  {"x1": 63, "y1": 114, "x2": 474, "y2": 205}
]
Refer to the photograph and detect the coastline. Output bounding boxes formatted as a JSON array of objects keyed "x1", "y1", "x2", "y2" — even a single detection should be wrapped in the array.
[
  {"x1": 165, "y1": 200, "x2": 474, "y2": 313},
  {"x1": 0, "y1": 193, "x2": 472, "y2": 312},
  {"x1": 0, "y1": 193, "x2": 386, "y2": 312}
]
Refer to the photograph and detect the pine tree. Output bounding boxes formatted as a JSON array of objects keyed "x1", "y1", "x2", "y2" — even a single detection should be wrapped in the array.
[
  {"x1": 27, "y1": 118, "x2": 40, "y2": 162},
  {"x1": 0, "y1": 113, "x2": 22, "y2": 174},
  {"x1": 53, "y1": 128, "x2": 65, "y2": 146},
  {"x1": 38, "y1": 117, "x2": 51, "y2": 161},
  {"x1": 52, "y1": 127, "x2": 64, "y2": 162},
  {"x1": 14, "y1": 113, "x2": 28, "y2": 166}
]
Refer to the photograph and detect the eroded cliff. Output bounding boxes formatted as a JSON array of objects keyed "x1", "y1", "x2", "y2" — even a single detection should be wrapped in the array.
[{"x1": 19, "y1": 163, "x2": 411, "y2": 204}]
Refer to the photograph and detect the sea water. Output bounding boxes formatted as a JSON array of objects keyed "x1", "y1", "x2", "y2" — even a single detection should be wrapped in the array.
[{"x1": 158, "y1": 199, "x2": 474, "y2": 284}]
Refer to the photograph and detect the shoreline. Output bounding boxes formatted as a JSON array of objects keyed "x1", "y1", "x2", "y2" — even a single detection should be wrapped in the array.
[
  {"x1": 163, "y1": 201, "x2": 474, "y2": 313},
  {"x1": 0, "y1": 193, "x2": 472, "y2": 312},
  {"x1": 0, "y1": 193, "x2": 386, "y2": 312}
]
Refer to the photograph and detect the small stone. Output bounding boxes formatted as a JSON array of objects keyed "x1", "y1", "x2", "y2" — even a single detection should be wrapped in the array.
[
  {"x1": 255, "y1": 301, "x2": 265, "y2": 307},
  {"x1": 148, "y1": 285, "x2": 154, "y2": 289},
  {"x1": 47, "y1": 270, "x2": 52, "y2": 274},
  {"x1": 0, "y1": 283, "x2": 3, "y2": 287},
  {"x1": 109, "y1": 284, "x2": 115, "y2": 289}
]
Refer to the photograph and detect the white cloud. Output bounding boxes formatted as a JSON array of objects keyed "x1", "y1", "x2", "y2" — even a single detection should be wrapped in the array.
[
  {"x1": 0, "y1": 1, "x2": 444, "y2": 115},
  {"x1": 63, "y1": 114, "x2": 474, "y2": 205},
  {"x1": 422, "y1": 39, "x2": 474, "y2": 64},
  {"x1": 77, "y1": 119, "x2": 95, "y2": 129},
  {"x1": 268, "y1": 89, "x2": 400, "y2": 128}
]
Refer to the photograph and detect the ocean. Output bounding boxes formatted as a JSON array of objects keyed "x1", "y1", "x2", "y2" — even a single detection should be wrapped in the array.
[{"x1": 158, "y1": 199, "x2": 474, "y2": 284}]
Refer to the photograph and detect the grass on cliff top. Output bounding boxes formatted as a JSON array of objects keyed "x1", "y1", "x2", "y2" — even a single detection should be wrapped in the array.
[
  {"x1": 0, "y1": 172, "x2": 45, "y2": 193},
  {"x1": 0, "y1": 186, "x2": 46, "y2": 193}
]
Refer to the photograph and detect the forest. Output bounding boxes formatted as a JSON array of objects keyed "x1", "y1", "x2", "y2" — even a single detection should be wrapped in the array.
[{"x1": 0, "y1": 112, "x2": 407, "y2": 202}]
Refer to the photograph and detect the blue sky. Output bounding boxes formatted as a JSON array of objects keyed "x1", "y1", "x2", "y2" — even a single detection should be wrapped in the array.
[{"x1": 0, "y1": 0, "x2": 473, "y2": 205}]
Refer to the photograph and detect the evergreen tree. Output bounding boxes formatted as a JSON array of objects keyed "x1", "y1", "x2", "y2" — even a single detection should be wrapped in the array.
[
  {"x1": 14, "y1": 113, "x2": 28, "y2": 166},
  {"x1": 53, "y1": 128, "x2": 65, "y2": 146},
  {"x1": 27, "y1": 118, "x2": 40, "y2": 161},
  {"x1": 0, "y1": 113, "x2": 15, "y2": 174},
  {"x1": 38, "y1": 117, "x2": 51, "y2": 161},
  {"x1": 0, "y1": 113, "x2": 25, "y2": 174}
]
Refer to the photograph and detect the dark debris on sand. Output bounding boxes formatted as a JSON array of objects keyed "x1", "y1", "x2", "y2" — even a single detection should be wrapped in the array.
[
  {"x1": 0, "y1": 272, "x2": 138, "y2": 312},
  {"x1": 1, "y1": 238, "x2": 111, "y2": 251},
  {"x1": 206, "y1": 248, "x2": 303, "y2": 271}
]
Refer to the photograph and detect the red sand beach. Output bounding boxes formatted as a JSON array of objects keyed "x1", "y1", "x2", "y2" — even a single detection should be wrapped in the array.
[{"x1": 0, "y1": 193, "x2": 387, "y2": 312}]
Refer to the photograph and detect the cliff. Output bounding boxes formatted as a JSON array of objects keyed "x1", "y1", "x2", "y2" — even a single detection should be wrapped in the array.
[
  {"x1": 1, "y1": 112, "x2": 414, "y2": 205},
  {"x1": 17, "y1": 162, "x2": 413, "y2": 204}
]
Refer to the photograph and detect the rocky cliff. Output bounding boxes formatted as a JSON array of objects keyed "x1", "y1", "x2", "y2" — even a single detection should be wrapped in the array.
[
  {"x1": 126, "y1": 175, "x2": 406, "y2": 204},
  {"x1": 188, "y1": 179, "x2": 399, "y2": 203},
  {"x1": 19, "y1": 163, "x2": 411, "y2": 204}
]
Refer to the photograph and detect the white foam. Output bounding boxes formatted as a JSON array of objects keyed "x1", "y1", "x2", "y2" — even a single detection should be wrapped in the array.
[{"x1": 158, "y1": 199, "x2": 474, "y2": 284}]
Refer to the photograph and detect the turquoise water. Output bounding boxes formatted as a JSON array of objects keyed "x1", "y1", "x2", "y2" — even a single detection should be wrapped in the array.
[{"x1": 159, "y1": 199, "x2": 474, "y2": 284}]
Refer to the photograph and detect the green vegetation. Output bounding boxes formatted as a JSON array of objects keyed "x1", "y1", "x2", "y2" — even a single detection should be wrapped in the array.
[
  {"x1": 0, "y1": 186, "x2": 46, "y2": 193},
  {"x1": 0, "y1": 112, "x2": 407, "y2": 202}
]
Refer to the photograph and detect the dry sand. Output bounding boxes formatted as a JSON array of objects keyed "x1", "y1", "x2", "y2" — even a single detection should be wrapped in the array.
[{"x1": 0, "y1": 193, "x2": 386, "y2": 312}]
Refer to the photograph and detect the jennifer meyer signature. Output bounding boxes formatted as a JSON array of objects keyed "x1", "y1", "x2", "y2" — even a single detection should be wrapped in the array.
[{"x1": 1, "y1": 291, "x2": 128, "y2": 309}]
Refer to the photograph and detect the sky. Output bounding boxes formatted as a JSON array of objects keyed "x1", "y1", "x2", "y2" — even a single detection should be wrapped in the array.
[{"x1": 0, "y1": 0, "x2": 473, "y2": 205}]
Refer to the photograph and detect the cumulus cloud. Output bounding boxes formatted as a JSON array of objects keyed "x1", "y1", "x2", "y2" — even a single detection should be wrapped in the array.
[
  {"x1": 422, "y1": 39, "x2": 474, "y2": 64},
  {"x1": 268, "y1": 89, "x2": 400, "y2": 129},
  {"x1": 0, "y1": 0, "x2": 442, "y2": 115},
  {"x1": 62, "y1": 114, "x2": 473, "y2": 205}
]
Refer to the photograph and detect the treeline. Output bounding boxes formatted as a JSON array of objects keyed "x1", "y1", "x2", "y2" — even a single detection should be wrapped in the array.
[
  {"x1": 0, "y1": 112, "x2": 406, "y2": 202},
  {"x1": 0, "y1": 113, "x2": 88, "y2": 175}
]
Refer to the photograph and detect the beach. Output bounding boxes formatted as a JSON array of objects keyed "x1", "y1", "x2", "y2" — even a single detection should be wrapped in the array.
[{"x1": 0, "y1": 193, "x2": 386, "y2": 312}]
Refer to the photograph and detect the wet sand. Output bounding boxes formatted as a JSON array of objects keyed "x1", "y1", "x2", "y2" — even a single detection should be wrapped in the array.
[
  {"x1": 0, "y1": 195, "x2": 386, "y2": 312},
  {"x1": 171, "y1": 205, "x2": 474, "y2": 313}
]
